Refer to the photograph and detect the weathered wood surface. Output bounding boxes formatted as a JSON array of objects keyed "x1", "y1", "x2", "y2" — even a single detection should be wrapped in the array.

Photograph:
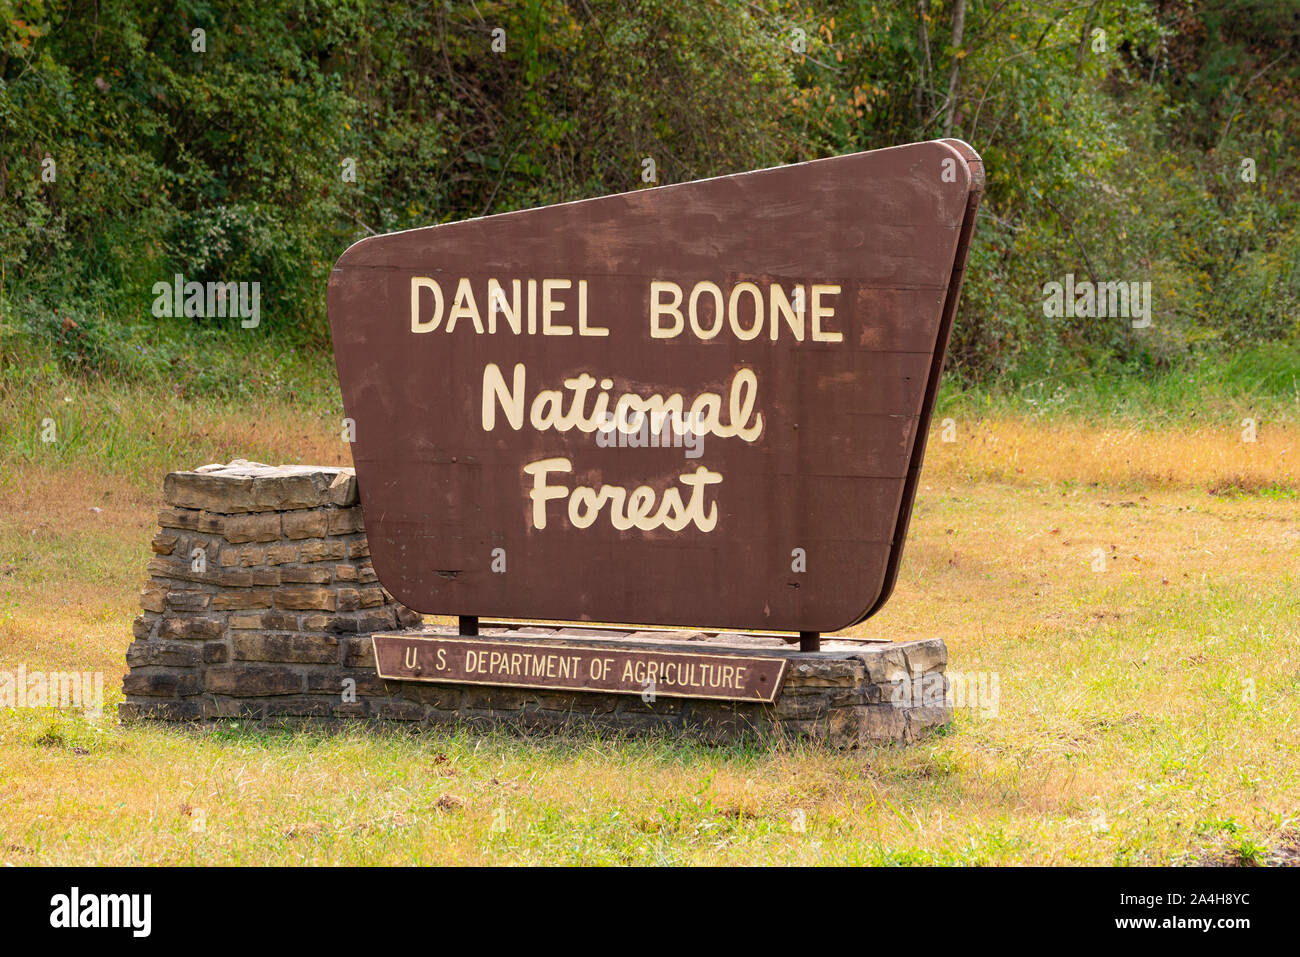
[
  {"x1": 329, "y1": 139, "x2": 984, "y2": 632},
  {"x1": 373, "y1": 633, "x2": 790, "y2": 702}
]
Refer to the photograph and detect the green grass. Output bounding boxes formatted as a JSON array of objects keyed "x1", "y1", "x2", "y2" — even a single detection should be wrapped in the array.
[
  {"x1": 0, "y1": 316, "x2": 345, "y2": 491},
  {"x1": 939, "y1": 342, "x2": 1300, "y2": 426}
]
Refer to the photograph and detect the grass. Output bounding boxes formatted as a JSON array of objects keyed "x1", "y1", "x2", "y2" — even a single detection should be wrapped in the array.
[
  {"x1": 940, "y1": 343, "x2": 1300, "y2": 427},
  {"x1": 0, "y1": 340, "x2": 1298, "y2": 865}
]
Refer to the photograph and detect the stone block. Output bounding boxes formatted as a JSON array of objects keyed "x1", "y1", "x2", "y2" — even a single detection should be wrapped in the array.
[
  {"x1": 855, "y1": 646, "x2": 910, "y2": 686},
  {"x1": 774, "y1": 690, "x2": 835, "y2": 718},
  {"x1": 158, "y1": 616, "x2": 223, "y2": 640},
  {"x1": 139, "y1": 585, "x2": 167, "y2": 614},
  {"x1": 395, "y1": 607, "x2": 423, "y2": 628},
  {"x1": 279, "y1": 565, "x2": 331, "y2": 585},
  {"x1": 250, "y1": 568, "x2": 281, "y2": 587},
  {"x1": 232, "y1": 633, "x2": 339, "y2": 664},
  {"x1": 228, "y1": 611, "x2": 298, "y2": 630},
  {"x1": 218, "y1": 568, "x2": 254, "y2": 587},
  {"x1": 356, "y1": 607, "x2": 397, "y2": 631},
  {"x1": 343, "y1": 636, "x2": 373, "y2": 668},
  {"x1": 679, "y1": 701, "x2": 767, "y2": 740},
  {"x1": 156, "y1": 508, "x2": 221, "y2": 533},
  {"x1": 301, "y1": 613, "x2": 359, "y2": 634},
  {"x1": 250, "y1": 473, "x2": 330, "y2": 511},
  {"x1": 306, "y1": 669, "x2": 390, "y2": 697},
  {"x1": 366, "y1": 697, "x2": 427, "y2": 721},
  {"x1": 165, "y1": 590, "x2": 211, "y2": 612},
  {"x1": 122, "y1": 668, "x2": 201, "y2": 697},
  {"x1": 859, "y1": 704, "x2": 910, "y2": 743},
  {"x1": 786, "y1": 657, "x2": 865, "y2": 688},
  {"x1": 202, "y1": 641, "x2": 229, "y2": 664},
  {"x1": 202, "y1": 696, "x2": 248, "y2": 719},
  {"x1": 283, "y1": 511, "x2": 328, "y2": 540},
  {"x1": 266, "y1": 544, "x2": 299, "y2": 565},
  {"x1": 328, "y1": 508, "x2": 366, "y2": 535},
  {"x1": 782, "y1": 706, "x2": 867, "y2": 746},
  {"x1": 299, "y1": 541, "x2": 347, "y2": 563},
  {"x1": 525, "y1": 691, "x2": 617, "y2": 716},
  {"x1": 165, "y1": 471, "x2": 258, "y2": 513},
  {"x1": 146, "y1": 557, "x2": 217, "y2": 586},
  {"x1": 222, "y1": 513, "x2": 281, "y2": 544},
  {"x1": 901, "y1": 638, "x2": 947, "y2": 675},
  {"x1": 328, "y1": 470, "x2": 359, "y2": 507},
  {"x1": 150, "y1": 531, "x2": 178, "y2": 555},
  {"x1": 276, "y1": 586, "x2": 338, "y2": 611},
  {"x1": 210, "y1": 590, "x2": 271, "y2": 613},
  {"x1": 125, "y1": 640, "x2": 201, "y2": 668},
  {"x1": 204, "y1": 665, "x2": 302, "y2": 696}
]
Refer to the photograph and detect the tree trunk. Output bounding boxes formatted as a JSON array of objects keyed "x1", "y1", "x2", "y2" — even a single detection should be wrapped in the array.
[
  {"x1": 916, "y1": 0, "x2": 933, "y2": 129},
  {"x1": 1076, "y1": 1, "x2": 1101, "y2": 74},
  {"x1": 943, "y1": 0, "x2": 968, "y2": 137}
]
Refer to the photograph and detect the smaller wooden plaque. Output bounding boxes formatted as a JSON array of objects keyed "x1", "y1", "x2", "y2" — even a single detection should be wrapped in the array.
[{"x1": 372, "y1": 634, "x2": 791, "y2": 703}]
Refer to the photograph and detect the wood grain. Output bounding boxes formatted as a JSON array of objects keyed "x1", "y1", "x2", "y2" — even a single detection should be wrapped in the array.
[{"x1": 328, "y1": 139, "x2": 984, "y2": 632}]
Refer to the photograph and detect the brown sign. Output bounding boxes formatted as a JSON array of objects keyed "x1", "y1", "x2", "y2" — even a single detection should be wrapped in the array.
[
  {"x1": 372, "y1": 634, "x2": 790, "y2": 703},
  {"x1": 329, "y1": 139, "x2": 983, "y2": 633}
]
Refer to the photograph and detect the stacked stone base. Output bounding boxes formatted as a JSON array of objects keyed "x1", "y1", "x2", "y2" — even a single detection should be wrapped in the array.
[
  {"x1": 122, "y1": 462, "x2": 951, "y2": 747},
  {"x1": 335, "y1": 627, "x2": 952, "y2": 747},
  {"x1": 120, "y1": 460, "x2": 422, "y2": 723}
]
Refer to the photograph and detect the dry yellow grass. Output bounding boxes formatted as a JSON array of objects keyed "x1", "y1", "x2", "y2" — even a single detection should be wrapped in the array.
[
  {"x1": 0, "y1": 414, "x2": 1296, "y2": 865},
  {"x1": 923, "y1": 417, "x2": 1296, "y2": 491}
]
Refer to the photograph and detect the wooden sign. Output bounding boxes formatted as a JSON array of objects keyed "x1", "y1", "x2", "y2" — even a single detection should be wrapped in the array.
[
  {"x1": 372, "y1": 634, "x2": 790, "y2": 703},
  {"x1": 329, "y1": 139, "x2": 983, "y2": 633}
]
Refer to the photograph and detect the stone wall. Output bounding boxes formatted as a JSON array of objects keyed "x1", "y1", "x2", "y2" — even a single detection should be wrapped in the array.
[
  {"x1": 121, "y1": 460, "x2": 422, "y2": 723},
  {"x1": 351, "y1": 627, "x2": 952, "y2": 746},
  {"x1": 122, "y1": 461, "x2": 952, "y2": 746}
]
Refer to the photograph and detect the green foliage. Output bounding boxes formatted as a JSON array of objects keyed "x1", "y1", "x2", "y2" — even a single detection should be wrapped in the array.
[
  {"x1": 783, "y1": 0, "x2": 1299, "y2": 380},
  {"x1": 0, "y1": 0, "x2": 1297, "y2": 382}
]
